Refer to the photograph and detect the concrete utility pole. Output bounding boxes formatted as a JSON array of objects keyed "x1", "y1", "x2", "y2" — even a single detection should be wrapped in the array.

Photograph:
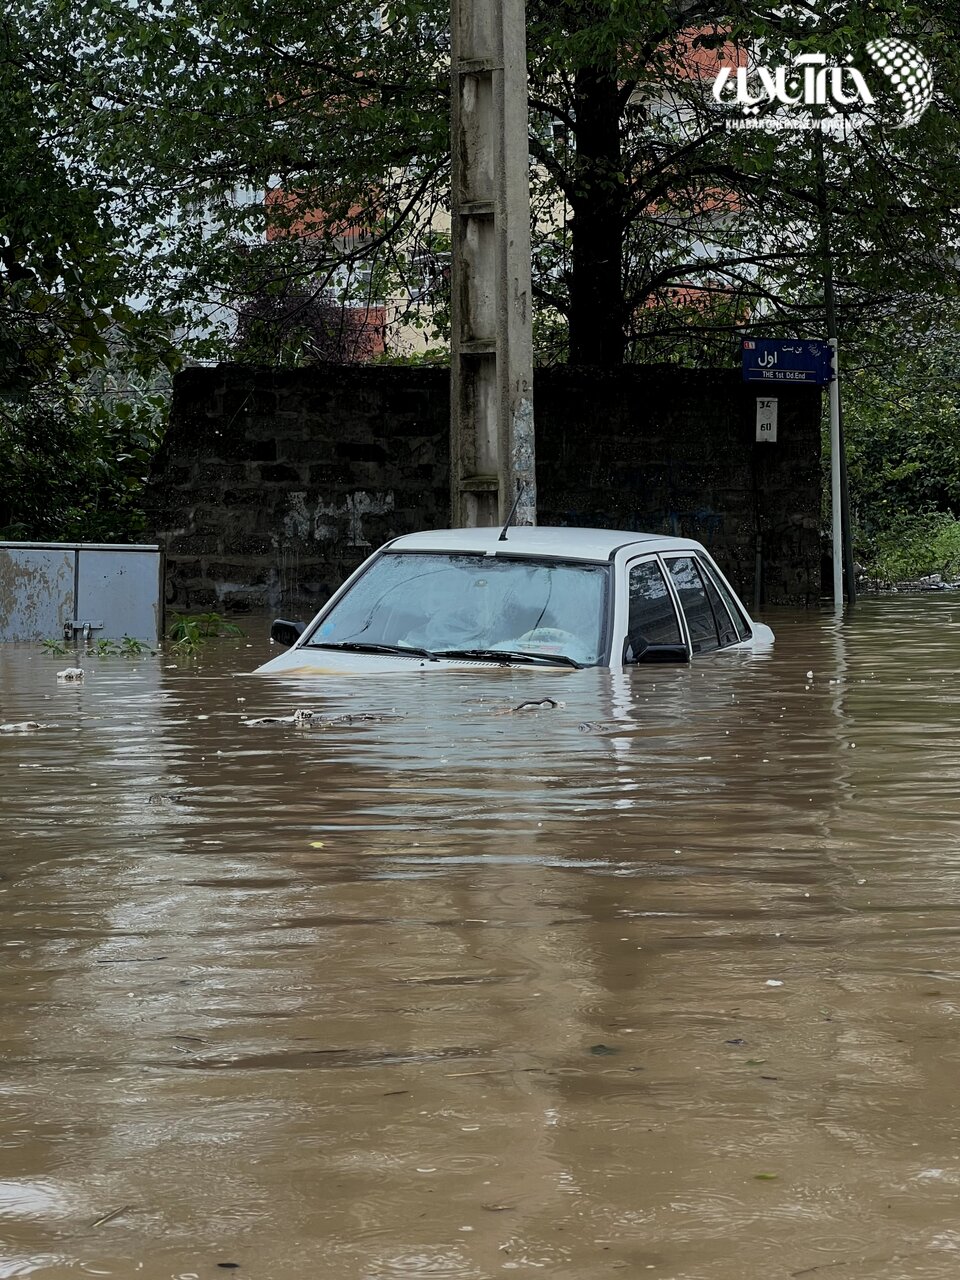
[{"x1": 449, "y1": 0, "x2": 536, "y2": 528}]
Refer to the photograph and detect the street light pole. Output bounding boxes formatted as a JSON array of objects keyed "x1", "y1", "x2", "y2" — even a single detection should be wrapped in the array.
[{"x1": 449, "y1": 0, "x2": 536, "y2": 528}]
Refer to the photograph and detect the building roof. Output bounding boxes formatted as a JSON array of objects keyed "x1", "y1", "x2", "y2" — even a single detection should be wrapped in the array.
[{"x1": 386, "y1": 526, "x2": 701, "y2": 562}]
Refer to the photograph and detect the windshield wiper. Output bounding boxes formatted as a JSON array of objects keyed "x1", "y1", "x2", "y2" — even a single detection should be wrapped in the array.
[
  {"x1": 308, "y1": 641, "x2": 437, "y2": 660},
  {"x1": 434, "y1": 647, "x2": 583, "y2": 669}
]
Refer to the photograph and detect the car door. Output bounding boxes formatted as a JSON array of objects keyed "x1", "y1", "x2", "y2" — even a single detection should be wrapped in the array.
[{"x1": 621, "y1": 555, "x2": 687, "y2": 663}]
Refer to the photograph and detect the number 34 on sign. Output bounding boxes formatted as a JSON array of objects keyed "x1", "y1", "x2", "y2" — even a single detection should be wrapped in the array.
[{"x1": 755, "y1": 397, "x2": 778, "y2": 443}]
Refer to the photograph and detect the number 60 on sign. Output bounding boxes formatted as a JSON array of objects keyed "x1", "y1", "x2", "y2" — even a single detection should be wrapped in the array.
[{"x1": 756, "y1": 397, "x2": 778, "y2": 443}]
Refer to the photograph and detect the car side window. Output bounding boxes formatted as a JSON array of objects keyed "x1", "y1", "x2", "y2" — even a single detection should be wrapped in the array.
[
  {"x1": 697, "y1": 557, "x2": 751, "y2": 641},
  {"x1": 697, "y1": 562, "x2": 739, "y2": 647},
  {"x1": 665, "y1": 557, "x2": 720, "y2": 654},
  {"x1": 626, "y1": 560, "x2": 682, "y2": 660}
]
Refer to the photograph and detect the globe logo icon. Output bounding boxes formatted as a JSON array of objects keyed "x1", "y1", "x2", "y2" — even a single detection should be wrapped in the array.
[{"x1": 865, "y1": 38, "x2": 934, "y2": 127}]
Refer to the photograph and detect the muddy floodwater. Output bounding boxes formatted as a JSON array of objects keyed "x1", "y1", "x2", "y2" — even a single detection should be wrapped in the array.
[{"x1": 2, "y1": 596, "x2": 960, "y2": 1280}]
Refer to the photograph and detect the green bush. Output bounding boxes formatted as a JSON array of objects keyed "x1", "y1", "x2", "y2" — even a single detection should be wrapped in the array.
[
  {"x1": 866, "y1": 511, "x2": 960, "y2": 583},
  {"x1": 0, "y1": 387, "x2": 166, "y2": 543},
  {"x1": 168, "y1": 613, "x2": 244, "y2": 655},
  {"x1": 842, "y1": 324, "x2": 960, "y2": 584}
]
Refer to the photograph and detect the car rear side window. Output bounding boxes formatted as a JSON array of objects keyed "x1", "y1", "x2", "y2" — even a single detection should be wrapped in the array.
[
  {"x1": 697, "y1": 564, "x2": 739, "y2": 646},
  {"x1": 627, "y1": 560, "x2": 682, "y2": 658},
  {"x1": 665, "y1": 557, "x2": 720, "y2": 653},
  {"x1": 698, "y1": 558, "x2": 751, "y2": 641}
]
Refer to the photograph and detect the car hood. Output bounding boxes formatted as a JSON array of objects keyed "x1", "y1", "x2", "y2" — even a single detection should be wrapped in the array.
[{"x1": 255, "y1": 647, "x2": 576, "y2": 676}]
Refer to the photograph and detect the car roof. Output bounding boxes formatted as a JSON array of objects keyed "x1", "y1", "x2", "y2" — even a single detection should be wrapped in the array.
[{"x1": 385, "y1": 526, "x2": 704, "y2": 562}]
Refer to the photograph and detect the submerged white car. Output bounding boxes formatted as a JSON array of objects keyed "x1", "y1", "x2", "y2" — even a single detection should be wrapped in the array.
[{"x1": 256, "y1": 526, "x2": 773, "y2": 675}]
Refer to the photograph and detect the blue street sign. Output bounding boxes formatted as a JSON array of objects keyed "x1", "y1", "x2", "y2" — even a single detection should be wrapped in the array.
[{"x1": 741, "y1": 338, "x2": 833, "y2": 385}]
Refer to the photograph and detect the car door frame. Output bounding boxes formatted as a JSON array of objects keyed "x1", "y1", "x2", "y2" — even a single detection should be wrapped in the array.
[
  {"x1": 660, "y1": 550, "x2": 755, "y2": 652},
  {"x1": 617, "y1": 550, "x2": 691, "y2": 665}
]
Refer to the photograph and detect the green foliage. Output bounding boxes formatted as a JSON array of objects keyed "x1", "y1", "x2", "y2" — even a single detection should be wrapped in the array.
[
  {"x1": 40, "y1": 634, "x2": 153, "y2": 656},
  {"x1": 89, "y1": 636, "x2": 155, "y2": 657},
  {"x1": 168, "y1": 613, "x2": 244, "y2": 655},
  {"x1": 0, "y1": 380, "x2": 167, "y2": 542},
  {"x1": 0, "y1": 12, "x2": 176, "y2": 385},
  {"x1": 5, "y1": 0, "x2": 958, "y2": 368},
  {"x1": 842, "y1": 320, "x2": 960, "y2": 581},
  {"x1": 369, "y1": 346, "x2": 448, "y2": 367},
  {"x1": 867, "y1": 512, "x2": 960, "y2": 583}
]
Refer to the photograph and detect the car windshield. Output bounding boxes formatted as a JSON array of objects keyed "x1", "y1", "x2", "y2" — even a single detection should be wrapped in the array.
[{"x1": 305, "y1": 551, "x2": 609, "y2": 665}]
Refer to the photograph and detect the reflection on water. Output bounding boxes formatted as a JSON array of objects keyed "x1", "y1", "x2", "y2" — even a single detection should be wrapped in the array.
[{"x1": 2, "y1": 597, "x2": 960, "y2": 1278}]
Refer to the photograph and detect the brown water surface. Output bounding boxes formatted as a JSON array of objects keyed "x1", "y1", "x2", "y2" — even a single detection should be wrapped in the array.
[{"x1": 2, "y1": 597, "x2": 960, "y2": 1279}]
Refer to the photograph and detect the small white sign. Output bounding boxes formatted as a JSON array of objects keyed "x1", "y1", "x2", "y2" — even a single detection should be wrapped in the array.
[{"x1": 756, "y1": 397, "x2": 778, "y2": 443}]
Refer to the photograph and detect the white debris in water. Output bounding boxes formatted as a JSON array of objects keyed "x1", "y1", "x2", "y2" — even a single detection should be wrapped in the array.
[
  {"x1": 0, "y1": 721, "x2": 42, "y2": 733},
  {"x1": 56, "y1": 667, "x2": 84, "y2": 682},
  {"x1": 765, "y1": 980, "x2": 784, "y2": 987},
  {"x1": 806, "y1": 670, "x2": 813, "y2": 679}
]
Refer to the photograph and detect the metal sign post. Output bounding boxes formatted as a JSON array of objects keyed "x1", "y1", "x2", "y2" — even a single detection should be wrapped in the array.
[
  {"x1": 742, "y1": 337, "x2": 841, "y2": 606},
  {"x1": 828, "y1": 337, "x2": 842, "y2": 609}
]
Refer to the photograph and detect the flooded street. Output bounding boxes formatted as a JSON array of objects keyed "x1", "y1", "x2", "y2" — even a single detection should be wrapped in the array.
[{"x1": 3, "y1": 596, "x2": 960, "y2": 1280}]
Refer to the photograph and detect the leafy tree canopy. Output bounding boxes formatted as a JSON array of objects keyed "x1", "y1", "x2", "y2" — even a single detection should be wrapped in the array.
[{"x1": 3, "y1": 0, "x2": 959, "y2": 369}]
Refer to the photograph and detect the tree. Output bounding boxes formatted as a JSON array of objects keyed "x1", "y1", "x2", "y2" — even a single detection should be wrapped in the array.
[
  {"x1": 230, "y1": 247, "x2": 385, "y2": 363},
  {"x1": 6, "y1": 0, "x2": 960, "y2": 368},
  {"x1": 1, "y1": 11, "x2": 178, "y2": 540},
  {"x1": 524, "y1": 0, "x2": 960, "y2": 362},
  {"x1": 844, "y1": 321, "x2": 960, "y2": 521},
  {"x1": 0, "y1": 13, "x2": 121, "y2": 384},
  {"x1": 0, "y1": 379, "x2": 168, "y2": 541}
]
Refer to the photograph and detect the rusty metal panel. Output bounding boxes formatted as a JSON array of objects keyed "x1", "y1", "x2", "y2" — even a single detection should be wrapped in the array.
[
  {"x1": 76, "y1": 549, "x2": 162, "y2": 644},
  {"x1": 0, "y1": 543, "x2": 161, "y2": 644},
  {"x1": 0, "y1": 547, "x2": 75, "y2": 642}
]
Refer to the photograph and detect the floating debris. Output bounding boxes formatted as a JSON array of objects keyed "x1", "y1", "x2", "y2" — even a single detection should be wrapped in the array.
[
  {"x1": 0, "y1": 721, "x2": 43, "y2": 733},
  {"x1": 89, "y1": 1204, "x2": 131, "y2": 1228},
  {"x1": 243, "y1": 708, "x2": 402, "y2": 728},
  {"x1": 497, "y1": 697, "x2": 566, "y2": 715},
  {"x1": 323, "y1": 711, "x2": 402, "y2": 725},
  {"x1": 242, "y1": 708, "x2": 322, "y2": 727}
]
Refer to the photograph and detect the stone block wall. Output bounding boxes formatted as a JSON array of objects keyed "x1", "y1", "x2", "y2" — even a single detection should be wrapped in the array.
[
  {"x1": 146, "y1": 365, "x2": 451, "y2": 613},
  {"x1": 534, "y1": 366, "x2": 822, "y2": 607},
  {"x1": 145, "y1": 363, "x2": 822, "y2": 612}
]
